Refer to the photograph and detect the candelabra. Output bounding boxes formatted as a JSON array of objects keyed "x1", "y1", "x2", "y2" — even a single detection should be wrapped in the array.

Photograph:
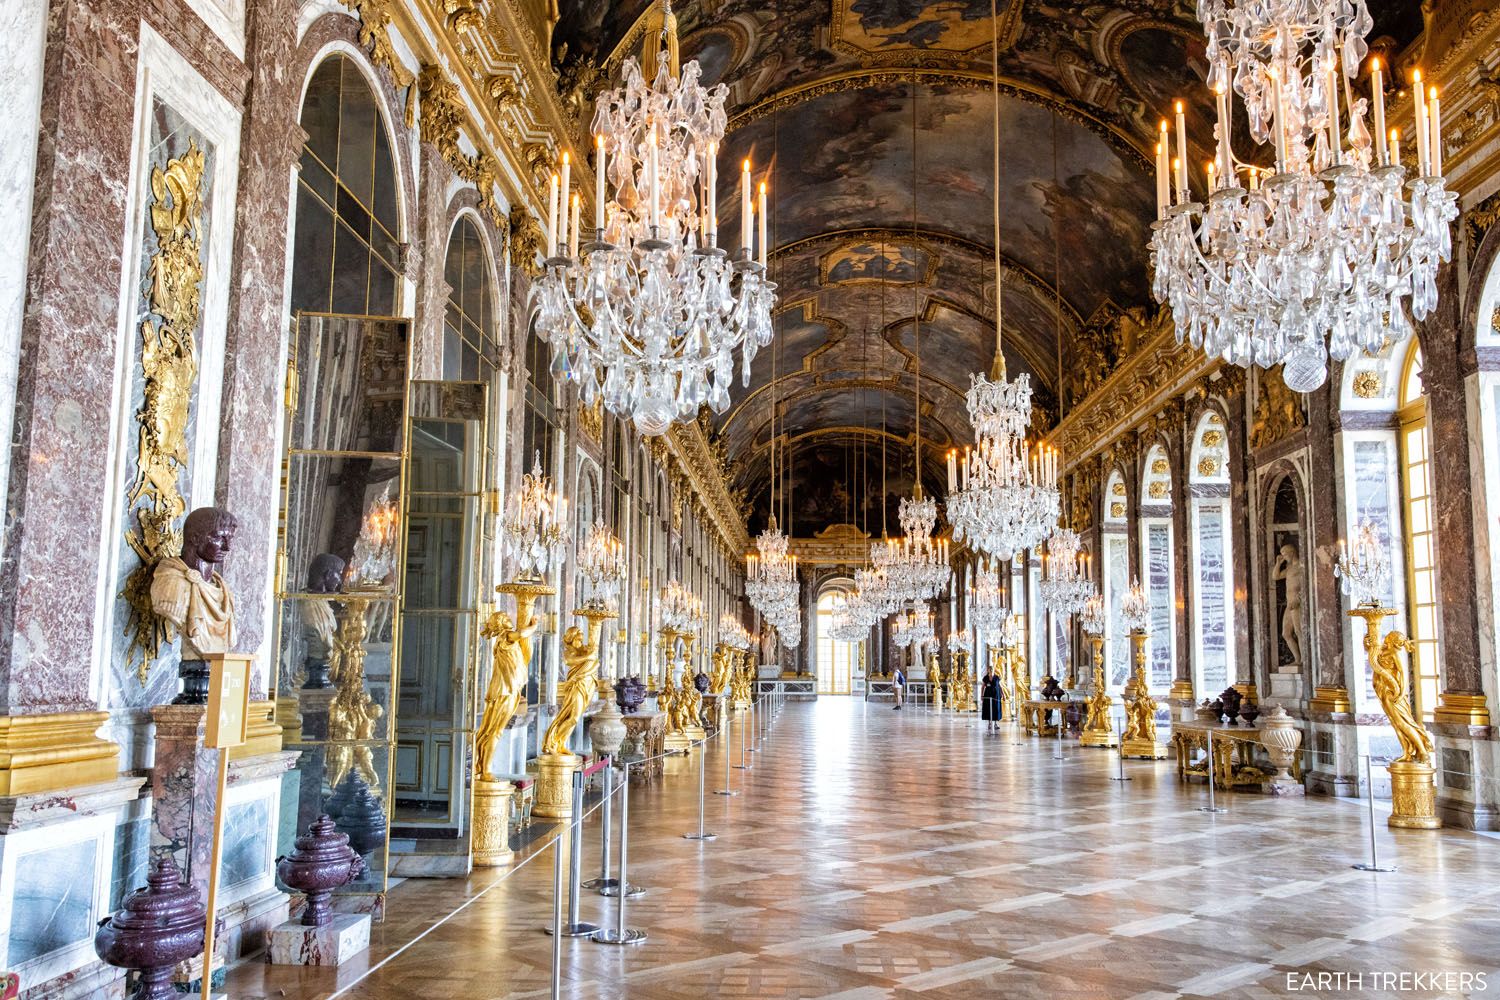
[
  {"x1": 1039, "y1": 528, "x2": 1094, "y2": 615},
  {"x1": 528, "y1": 3, "x2": 774, "y2": 436},
  {"x1": 1149, "y1": 0, "x2": 1457, "y2": 392},
  {"x1": 503, "y1": 453, "x2": 569, "y2": 583},
  {"x1": 577, "y1": 522, "x2": 625, "y2": 616},
  {"x1": 969, "y1": 562, "x2": 1011, "y2": 637},
  {"x1": 1336, "y1": 518, "x2": 1392, "y2": 608}
]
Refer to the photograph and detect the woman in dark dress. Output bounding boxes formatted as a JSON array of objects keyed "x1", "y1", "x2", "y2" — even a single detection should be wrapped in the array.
[{"x1": 980, "y1": 665, "x2": 1003, "y2": 733}]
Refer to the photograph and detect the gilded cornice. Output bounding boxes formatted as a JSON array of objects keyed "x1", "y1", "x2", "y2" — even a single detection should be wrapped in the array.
[
  {"x1": 1045, "y1": 316, "x2": 1218, "y2": 474},
  {"x1": 665, "y1": 422, "x2": 751, "y2": 559},
  {"x1": 787, "y1": 524, "x2": 872, "y2": 568}
]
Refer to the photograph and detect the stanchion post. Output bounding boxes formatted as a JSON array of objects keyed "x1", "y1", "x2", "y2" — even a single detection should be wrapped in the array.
[
  {"x1": 1110, "y1": 716, "x2": 1131, "y2": 782},
  {"x1": 1352, "y1": 755, "x2": 1396, "y2": 872},
  {"x1": 684, "y1": 736, "x2": 717, "y2": 841},
  {"x1": 747, "y1": 699, "x2": 757, "y2": 754},
  {"x1": 593, "y1": 764, "x2": 648, "y2": 945},
  {"x1": 546, "y1": 768, "x2": 600, "y2": 937},
  {"x1": 716, "y1": 706, "x2": 738, "y2": 795},
  {"x1": 550, "y1": 830, "x2": 564, "y2": 995},
  {"x1": 583, "y1": 756, "x2": 612, "y2": 891},
  {"x1": 1052, "y1": 707, "x2": 1069, "y2": 761},
  {"x1": 1199, "y1": 730, "x2": 1225, "y2": 813}
]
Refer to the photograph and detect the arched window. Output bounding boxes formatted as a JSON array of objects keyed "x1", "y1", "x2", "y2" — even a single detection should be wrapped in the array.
[
  {"x1": 442, "y1": 215, "x2": 497, "y2": 380},
  {"x1": 1399, "y1": 343, "x2": 1441, "y2": 720},
  {"x1": 815, "y1": 588, "x2": 854, "y2": 694},
  {"x1": 1102, "y1": 470, "x2": 1130, "y2": 690},
  {"x1": 291, "y1": 54, "x2": 401, "y2": 315},
  {"x1": 1139, "y1": 444, "x2": 1175, "y2": 690},
  {"x1": 1188, "y1": 412, "x2": 1234, "y2": 694}
]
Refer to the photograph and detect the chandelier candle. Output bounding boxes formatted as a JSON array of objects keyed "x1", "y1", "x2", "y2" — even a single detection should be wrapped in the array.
[
  {"x1": 560, "y1": 152, "x2": 570, "y2": 251},
  {"x1": 595, "y1": 136, "x2": 606, "y2": 231},
  {"x1": 1372, "y1": 59, "x2": 1387, "y2": 163},
  {"x1": 741, "y1": 159, "x2": 751, "y2": 255},
  {"x1": 547, "y1": 172, "x2": 559, "y2": 258},
  {"x1": 1413, "y1": 70, "x2": 1429, "y2": 175},
  {"x1": 758, "y1": 182, "x2": 768, "y2": 267},
  {"x1": 1174, "y1": 101, "x2": 1188, "y2": 197}
]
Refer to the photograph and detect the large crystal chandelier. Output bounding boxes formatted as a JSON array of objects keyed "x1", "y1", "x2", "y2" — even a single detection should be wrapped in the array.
[
  {"x1": 946, "y1": 20, "x2": 1061, "y2": 561},
  {"x1": 829, "y1": 591, "x2": 869, "y2": 643},
  {"x1": 892, "y1": 603, "x2": 935, "y2": 650},
  {"x1": 528, "y1": 1, "x2": 775, "y2": 435},
  {"x1": 881, "y1": 489, "x2": 951, "y2": 603},
  {"x1": 1149, "y1": 0, "x2": 1457, "y2": 392},
  {"x1": 968, "y1": 562, "x2": 1010, "y2": 636},
  {"x1": 746, "y1": 516, "x2": 801, "y2": 648},
  {"x1": 1039, "y1": 527, "x2": 1094, "y2": 615},
  {"x1": 503, "y1": 453, "x2": 570, "y2": 581}
]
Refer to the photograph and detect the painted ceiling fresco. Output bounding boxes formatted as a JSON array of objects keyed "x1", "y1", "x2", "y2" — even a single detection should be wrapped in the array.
[{"x1": 549, "y1": 0, "x2": 1422, "y2": 534}]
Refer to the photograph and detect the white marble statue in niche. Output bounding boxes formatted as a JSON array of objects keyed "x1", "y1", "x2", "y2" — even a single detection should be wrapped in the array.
[{"x1": 1271, "y1": 541, "x2": 1305, "y2": 667}]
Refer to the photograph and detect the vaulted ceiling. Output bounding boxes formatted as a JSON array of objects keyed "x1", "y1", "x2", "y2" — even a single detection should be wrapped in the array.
[{"x1": 551, "y1": 0, "x2": 1424, "y2": 536}]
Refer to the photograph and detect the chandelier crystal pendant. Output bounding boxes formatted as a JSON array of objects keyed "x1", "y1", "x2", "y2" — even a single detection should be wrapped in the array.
[
  {"x1": 528, "y1": 1, "x2": 776, "y2": 436},
  {"x1": 503, "y1": 453, "x2": 570, "y2": 581},
  {"x1": 1150, "y1": 0, "x2": 1458, "y2": 392},
  {"x1": 1039, "y1": 528, "x2": 1094, "y2": 616}
]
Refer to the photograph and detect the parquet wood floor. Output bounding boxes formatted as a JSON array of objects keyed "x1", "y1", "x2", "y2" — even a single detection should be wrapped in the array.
[{"x1": 224, "y1": 699, "x2": 1500, "y2": 999}]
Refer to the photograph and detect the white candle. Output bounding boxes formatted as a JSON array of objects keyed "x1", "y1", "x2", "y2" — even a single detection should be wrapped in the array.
[
  {"x1": 948, "y1": 451, "x2": 957, "y2": 492},
  {"x1": 758, "y1": 181, "x2": 768, "y2": 267},
  {"x1": 649, "y1": 132, "x2": 661, "y2": 230},
  {"x1": 707, "y1": 141, "x2": 718, "y2": 245},
  {"x1": 1174, "y1": 101, "x2": 1189, "y2": 197},
  {"x1": 547, "y1": 172, "x2": 558, "y2": 258},
  {"x1": 1206, "y1": 160, "x2": 1216, "y2": 193},
  {"x1": 1413, "y1": 70, "x2": 1430, "y2": 176},
  {"x1": 569, "y1": 193, "x2": 580, "y2": 258},
  {"x1": 741, "y1": 159, "x2": 752, "y2": 256},
  {"x1": 1172, "y1": 158, "x2": 1184, "y2": 205},
  {"x1": 594, "y1": 135, "x2": 606, "y2": 233},
  {"x1": 1371, "y1": 58, "x2": 1387, "y2": 165},
  {"x1": 1326, "y1": 55, "x2": 1341, "y2": 165},
  {"x1": 1390, "y1": 128, "x2": 1401, "y2": 168},
  {"x1": 1272, "y1": 67, "x2": 1287, "y2": 170},
  {"x1": 1215, "y1": 85, "x2": 1233, "y2": 182},
  {"x1": 1429, "y1": 86, "x2": 1443, "y2": 176},
  {"x1": 560, "y1": 152, "x2": 572, "y2": 256},
  {"x1": 1155, "y1": 136, "x2": 1168, "y2": 217}
]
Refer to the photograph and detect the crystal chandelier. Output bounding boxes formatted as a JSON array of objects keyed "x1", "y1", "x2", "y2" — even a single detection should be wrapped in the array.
[
  {"x1": 949, "y1": 631, "x2": 973, "y2": 655},
  {"x1": 503, "y1": 453, "x2": 570, "y2": 581},
  {"x1": 1120, "y1": 578, "x2": 1152, "y2": 633},
  {"x1": 660, "y1": 580, "x2": 702, "y2": 634},
  {"x1": 719, "y1": 615, "x2": 753, "y2": 650},
  {"x1": 1336, "y1": 518, "x2": 1391, "y2": 607},
  {"x1": 1149, "y1": 0, "x2": 1457, "y2": 392},
  {"x1": 528, "y1": 1, "x2": 775, "y2": 435},
  {"x1": 968, "y1": 562, "x2": 1010, "y2": 636},
  {"x1": 829, "y1": 591, "x2": 869, "y2": 643},
  {"x1": 892, "y1": 602, "x2": 935, "y2": 649},
  {"x1": 577, "y1": 522, "x2": 625, "y2": 614},
  {"x1": 947, "y1": 370, "x2": 1061, "y2": 560},
  {"x1": 1039, "y1": 528, "x2": 1094, "y2": 615},
  {"x1": 1080, "y1": 594, "x2": 1107, "y2": 636},
  {"x1": 746, "y1": 514, "x2": 801, "y2": 645},
  {"x1": 880, "y1": 490, "x2": 951, "y2": 603},
  {"x1": 946, "y1": 20, "x2": 1061, "y2": 561}
]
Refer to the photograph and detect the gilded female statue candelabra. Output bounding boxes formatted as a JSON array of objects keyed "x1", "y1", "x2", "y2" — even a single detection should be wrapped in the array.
[
  {"x1": 541, "y1": 624, "x2": 598, "y2": 756},
  {"x1": 710, "y1": 645, "x2": 731, "y2": 696},
  {"x1": 1355, "y1": 605, "x2": 1439, "y2": 828},
  {"x1": 1120, "y1": 629, "x2": 1167, "y2": 758},
  {"x1": 1009, "y1": 648, "x2": 1027, "y2": 719},
  {"x1": 327, "y1": 598, "x2": 383, "y2": 793},
  {"x1": 1080, "y1": 635, "x2": 1117, "y2": 747},
  {"x1": 474, "y1": 605, "x2": 535, "y2": 779},
  {"x1": 732, "y1": 649, "x2": 753, "y2": 708},
  {"x1": 929, "y1": 651, "x2": 944, "y2": 709},
  {"x1": 679, "y1": 639, "x2": 706, "y2": 739}
]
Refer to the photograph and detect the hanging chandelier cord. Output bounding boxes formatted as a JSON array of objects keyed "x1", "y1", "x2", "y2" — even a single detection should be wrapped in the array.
[
  {"x1": 911, "y1": 73, "x2": 924, "y2": 502},
  {"x1": 641, "y1": 0, "x2": 680, "y2": 82},
  {"x1": 990, "y1": 0, "x2": 1005, "y2": 381}
]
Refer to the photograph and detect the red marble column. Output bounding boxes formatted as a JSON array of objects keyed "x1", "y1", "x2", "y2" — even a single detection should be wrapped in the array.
[{"x1": 0, "y1": 0, "x2": 144, "y2": 713}]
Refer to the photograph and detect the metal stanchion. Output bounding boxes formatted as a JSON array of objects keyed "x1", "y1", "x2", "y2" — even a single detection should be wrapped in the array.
[
  {"x1": 684, "y1": 737, "x2": 717, "y2": 841},
  {"x1": 583, "y1": 756, "x2": 612, "y2": 891},
  {"x1": 1352, "y1": 755, "x2": 1396, "y2": 872},
  {"x1": 716, "y1": 706, "x2": 739, "y2": 795},
  {"x1": 545, "y1": 769, "x2": 599, "y2": 937},
  {"x1": 1052, "y1": 708, "x2": 1069, "y2": 761},
  {"x1": 746, "y1": 699, "x2": 758, "y2": 754},
  {"x1": 549, "y1": 830, "x2": 564, "y2": 996},
  {"x1": 593, "y1": 764, "x2": 647, "y2": 945},
  {"x1": 734, "y1": 704, "x2": 751, "y2": 770},
  {"x1": 1199, "y1": 731, "x2": 1225, "y2": 814},
  {"x1": 1110, "y1": 716, "x2": 1131, "y2": 782}
]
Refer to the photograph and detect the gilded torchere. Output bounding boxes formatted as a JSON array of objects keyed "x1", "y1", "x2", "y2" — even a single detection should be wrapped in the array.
[
  {"x1": 929, "y1": 651, "x2": 944, "y2": 710},
  {"x1": 1009, "y1": 648, "x2": 1027, "y2": 722},
  {"x1": 1356, "y1": 605, "x2": 1440, "y2": 829},
  {"x1": 1120, "y1": 629, "x2": 1167, "y2": 759},
  {"x1": 535, "y1": 606, "x2": 613, "y2": 820},
  {"x1": 1080, "y1": 634, "x2": 1117, "y2": 748},
  {"x1": 471, "y1": 584, "x2": 543, "y2": 865},
  {"x1": 710, "y1": 643, "x2": 732, "y2": 731},
  {"x1": 326, "y1": 597, "x2": 384, "y2": 794},
  {"x1": 661, "y1": 630, "x2": 692, "y2": 753},
  {"x1": 680, "y1": 635, "x2": 707, "y2": 742},
  {"x1": 732, "y1": 649, "x2": 754, "y2": 709}
]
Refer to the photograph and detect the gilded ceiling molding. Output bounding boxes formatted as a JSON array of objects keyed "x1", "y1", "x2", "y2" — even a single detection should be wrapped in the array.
[
  {"x1": 788, "y1": 524, "x2": 874, "y2": 567},
  {"x1": 664, "y1": 419, "x2": 752, "y2": 559},
  {"x1": 726, "y1": 69, "x2": 1153, "y2": 170},
  {"x1": 1045, "y1": 311, "x2": 1219, "y2": 474},
  {"x1": 1248, "y1": 367, "x2": 1307, "y2": 451},
  {"x1": 338, "y1": 0, "x2": 416, "y2": 89},
  {"x1": 122, "y1": 142, "x2": 206, "y2": 681}
]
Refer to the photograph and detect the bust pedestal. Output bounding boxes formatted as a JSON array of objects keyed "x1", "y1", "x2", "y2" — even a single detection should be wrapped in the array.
[
  {"x1": 1388, "y1": 759, "x2": 1440, "y2": 829},
  {"x1": 533, "y1": 753, "x2": 581, "y2": 820},
  {"x1": 472, "y1": 778, "x2": 515, "y2": 866}
]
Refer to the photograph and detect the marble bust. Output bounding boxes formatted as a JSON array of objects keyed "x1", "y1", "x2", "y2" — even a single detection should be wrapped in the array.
[{"x1": 150, "y1": 507, "x2": 239, "y2": 664}]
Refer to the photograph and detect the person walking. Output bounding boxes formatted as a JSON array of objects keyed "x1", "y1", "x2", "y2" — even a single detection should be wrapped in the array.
[
  {"x1": 892, "y1": 664, "x2": 906, "y2": 710},
  {"x1": 980, "y1": 663, "x2": 1003, "y2": 733}
]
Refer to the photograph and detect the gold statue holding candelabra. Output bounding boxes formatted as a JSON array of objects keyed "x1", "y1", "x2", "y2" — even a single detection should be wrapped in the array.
[{"x1": 471, "y1": 583, "x2": 543, "y2": 866}]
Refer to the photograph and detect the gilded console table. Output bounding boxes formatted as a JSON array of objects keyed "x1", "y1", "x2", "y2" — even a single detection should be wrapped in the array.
[
  {"x1": 619, "y1": 711, "x2": 668, "y2": 784},
  {"x1": 1021, "y1": 699, "x2": 1074, "y2": 737},
  {"x1": 1172, "y1": 721, "x2": 1297, "y2": 791}
]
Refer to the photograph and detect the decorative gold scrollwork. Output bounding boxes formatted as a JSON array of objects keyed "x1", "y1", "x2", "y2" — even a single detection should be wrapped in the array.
[{"x1": 122, "y1": 141, "x2": 206, "y2": 682}]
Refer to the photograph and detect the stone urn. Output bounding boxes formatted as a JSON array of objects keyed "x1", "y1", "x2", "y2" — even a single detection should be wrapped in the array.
[
  {"x1": 1240, "y1": 700, "x2": 1261, "y2": 726},
  {"x1": 95, "y1": 856, "x2": 206, "y2": 1000},
  {"x1": 1257, "y1": 705, "x2": 1304, "y2": 789},
  {"x1": 329, "y1": 774, "x2": 387, "y2": 861},
  {"x1": 1219, "y1": 687, "x2": 1242, "y2": 725},
  {"x1": 589, "y1": 697, "x2": 628, "y2": 759},
  {"x1": 1195, "y1": 699, "x2": 1220, "y2": 723},
  {"x1": 615, "y1": 675, "x2": 646, "y2": 715},
  {"x1": 276, "y1": 815, "x2": 366, "y2": 927}
]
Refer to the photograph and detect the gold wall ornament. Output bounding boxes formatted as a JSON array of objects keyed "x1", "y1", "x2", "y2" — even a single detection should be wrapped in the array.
[
  {"x1": 1148, "y1": 481, "x2": 1168, "y2": 500},
  {"x1": 509, "y1": 202, "x2": 544, "y2": 277},
  {"x1": 1352, "y1": 370, "x2": 1384, "y2": 398},
  {"x1": 1201, "y1": 428, "x2": 1224, "y2": 448},
  {"x1": 577, "y1": 397, "x2": 603, "y2": 444},
  {"x1": 1249, "y1": 366, "x2": 1307, "y2": 450},
  {"x1": 1151, "y1": 458, "x2": 1170, "y2": 475},
  {"x1": 1197, "y1": 457, "x2": 1219, "y2": 477},
  {"x1": 1110, "y1": 502, "x2": 1125, "y2": 518},
  {"x1": 326, "y1": 597, "x2": 385, "y2": 795},
  {"x1": 441, "y1": 0, "x2": 482, "y2": 32},
  {"x1": 340, "y1": 0, "x2": 415, "y2": 90},
  {"x1": 122, "y1": 141, "x2": 207, "y2": 681},
  {"x1": 1111, "y1": 482, "x2": 1126, "y2": 496}
]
